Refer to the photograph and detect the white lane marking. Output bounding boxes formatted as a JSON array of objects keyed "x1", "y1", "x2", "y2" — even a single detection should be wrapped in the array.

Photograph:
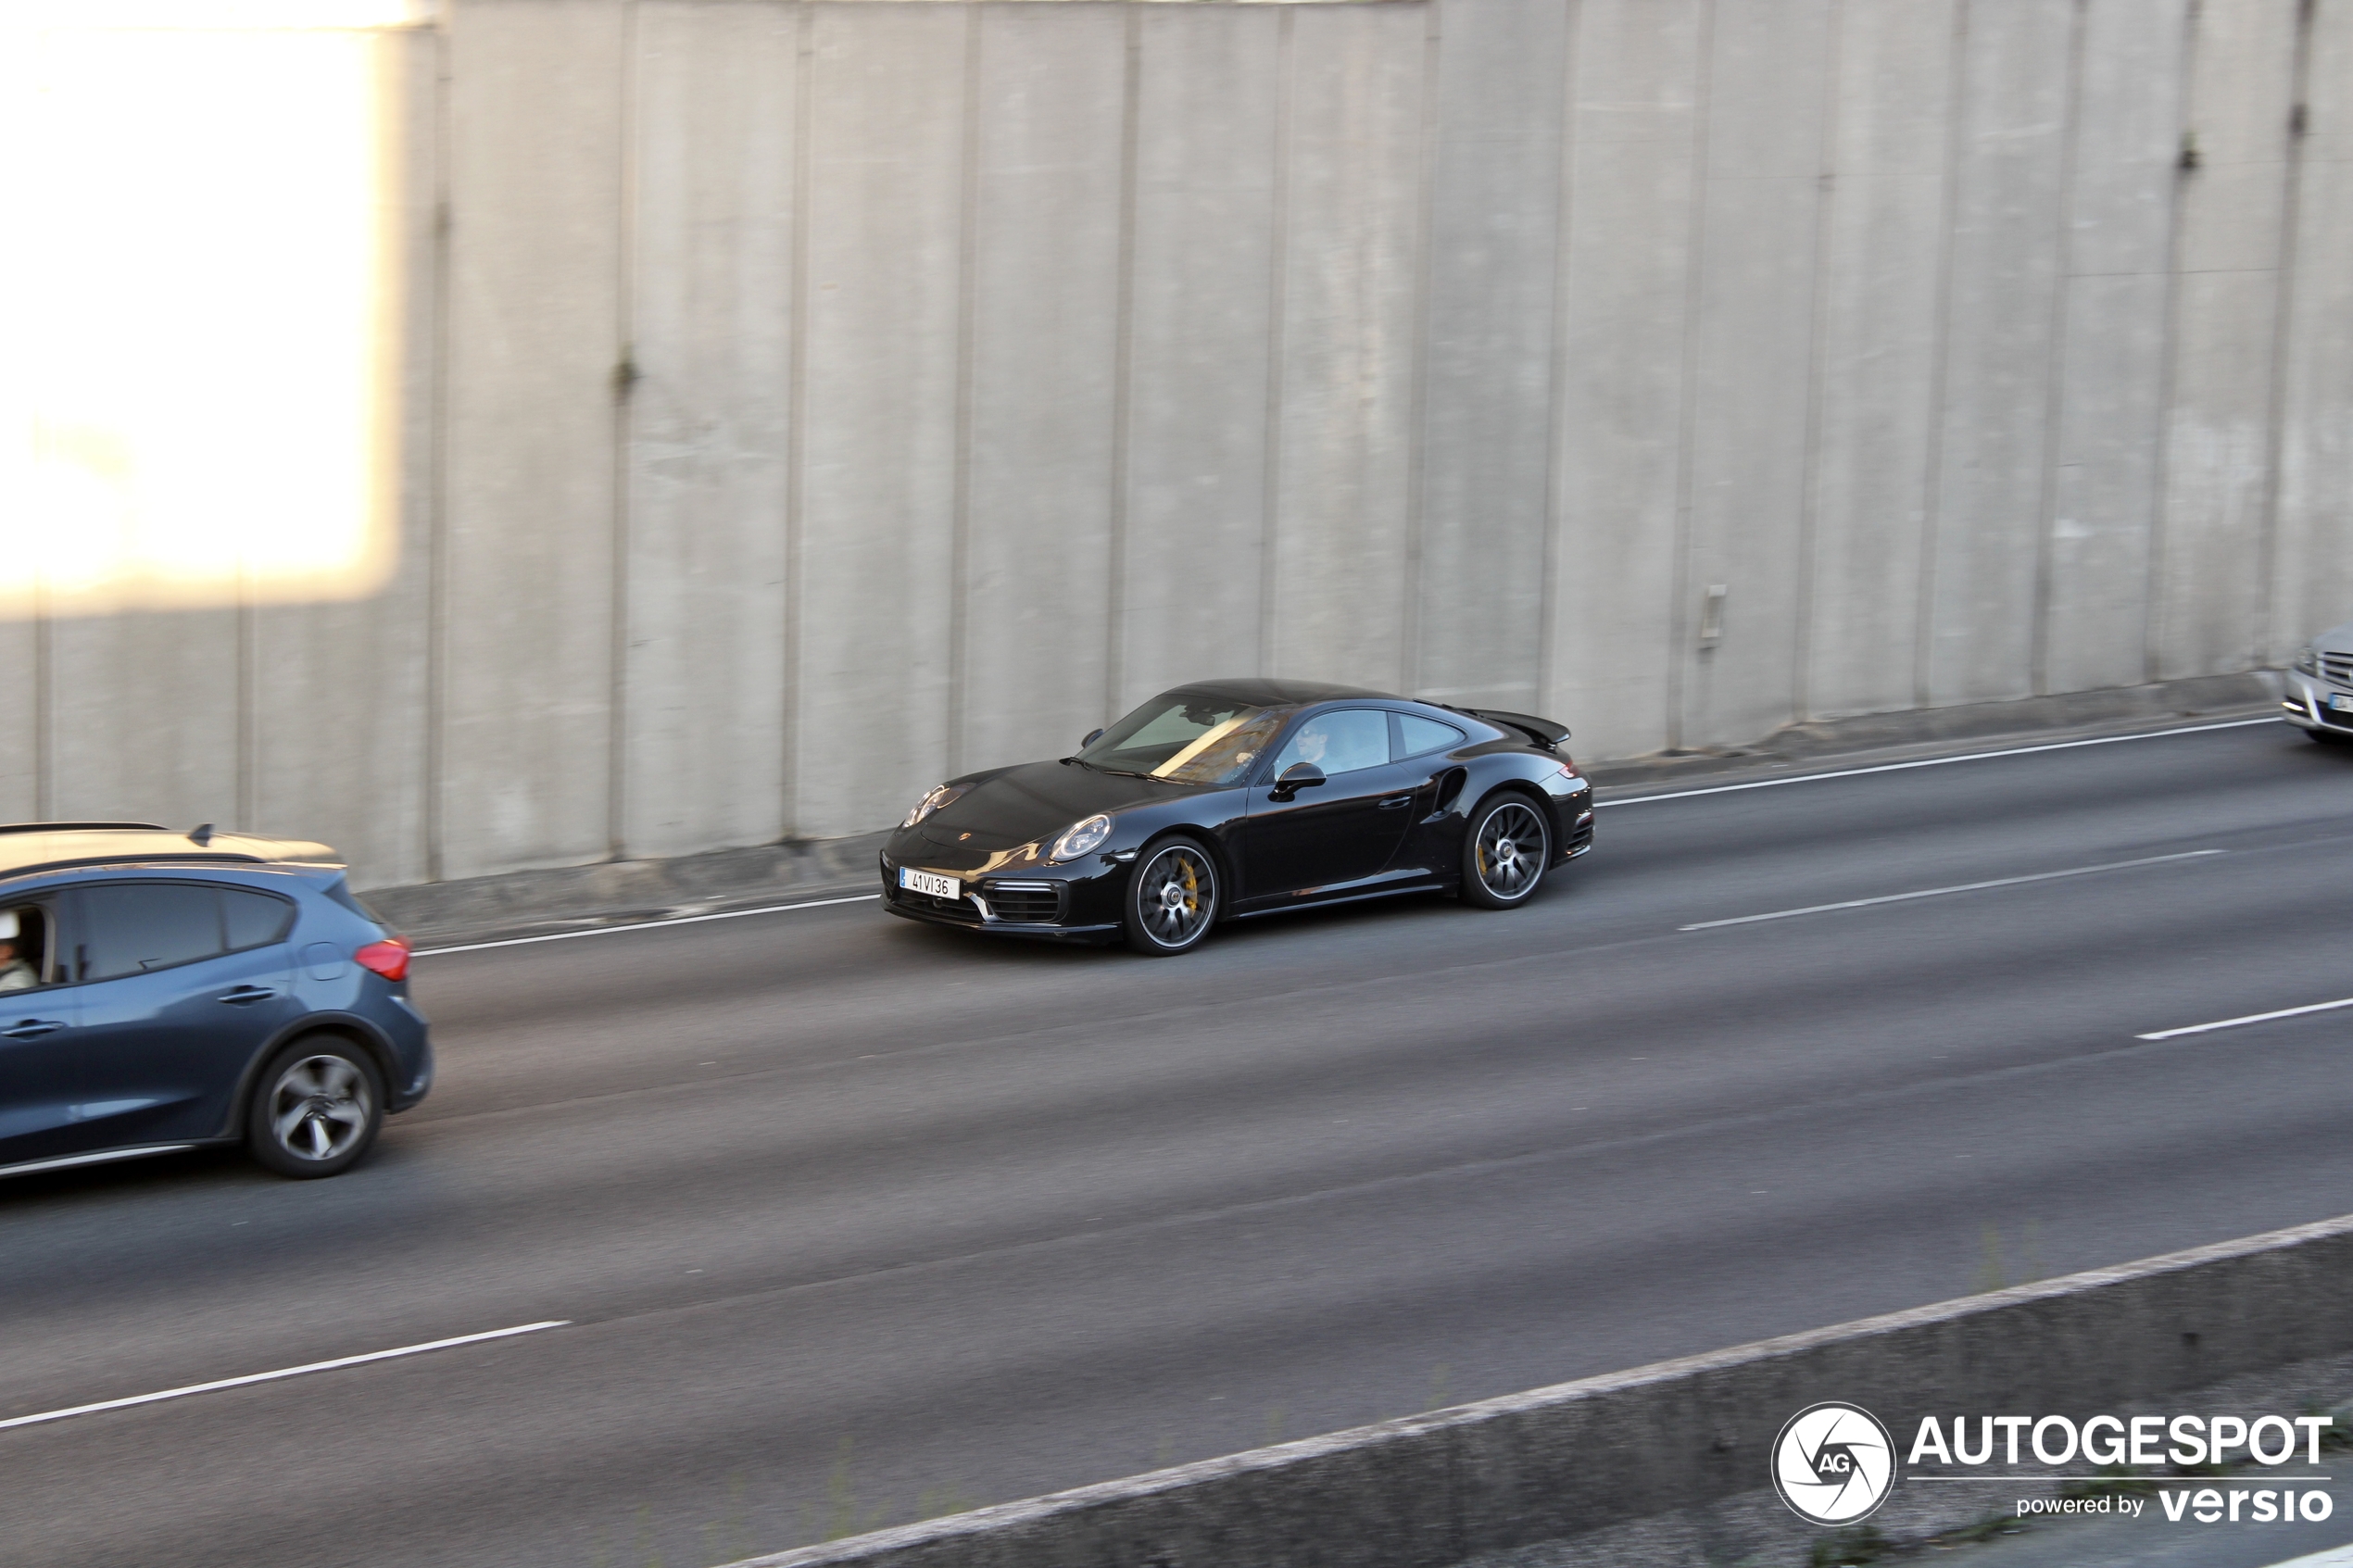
[
  {"x1": 414, "y1": 895, "x2": 881, "y2": 957},
  {"x1": 1599, "y1": 716, "x2": 2280, "y2": 809},
  {"x1": 2137, "y1": 995, "x2": 2353, "y2": 1042},
  {"x1": 0, "y1": 1320, "x2": 568, "y2": 1434},
  {"x1": 1678, "y1": 850, "x2": 2223, "y2": 932},
  {"x1": 2259, "y1": 1547, "x2": 2353, "y2": 1568}
]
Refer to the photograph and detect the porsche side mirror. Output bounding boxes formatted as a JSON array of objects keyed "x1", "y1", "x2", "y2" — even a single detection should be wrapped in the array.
[
  {"x1": 1272, "y1": 761, "x2": 1325, "y2": 800},
  {"x1": 1081, "y1": 728, "x2": 1104, "y2": 748}
]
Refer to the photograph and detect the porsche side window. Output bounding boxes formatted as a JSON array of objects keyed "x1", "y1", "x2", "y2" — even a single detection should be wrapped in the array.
[
  {"x1": 1394, "y1": 714, "x2": 1466, "y2": 760},
  {"x1": 1272, "y1": 709, "x2": 1390, "y2": 778}
]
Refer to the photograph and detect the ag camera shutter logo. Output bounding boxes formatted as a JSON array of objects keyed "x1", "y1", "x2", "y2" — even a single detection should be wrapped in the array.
[{"x1": 1772, "y1": 1402, "x2": 1897, "y2": 1524}]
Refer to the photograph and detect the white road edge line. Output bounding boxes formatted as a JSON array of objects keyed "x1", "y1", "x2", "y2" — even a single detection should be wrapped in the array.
[
  {"x1": 1599, "y1": 716, "x2": 2280, "y2": 809},
  {"x1": 0, "y1": 1321, "x2": 570, "y2": 1434},
  {"x1": 415, "y1": 895, "x2": 881, "y2": 957},
  {"x1": 1679, "y1": 850, "x2": 2224, "y2": 932},
  {"x1": 2137, "y1": 995, "x2": 2353, "y2": 1043}
]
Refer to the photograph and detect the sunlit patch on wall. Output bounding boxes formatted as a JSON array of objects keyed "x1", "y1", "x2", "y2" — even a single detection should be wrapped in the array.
[{"x1": 0, "y1": 0, "x2": 429, "y2": 618}]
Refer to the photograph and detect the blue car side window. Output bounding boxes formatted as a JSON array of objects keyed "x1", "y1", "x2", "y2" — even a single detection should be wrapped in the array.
[
  {"x1": 0, "y1": 903, "x2": 53, "y2": 992},
  {"x1": 222, "y1": 888, "x2": 295, "y2": 951},
  {"x1": 72, "y1": 884, "x2": 227, "y2": 981}
]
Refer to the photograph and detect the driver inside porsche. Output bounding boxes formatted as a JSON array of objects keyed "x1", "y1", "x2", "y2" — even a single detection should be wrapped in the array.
[{"x1": 0, "y1": 909, "x2": 41, "y2": 992}]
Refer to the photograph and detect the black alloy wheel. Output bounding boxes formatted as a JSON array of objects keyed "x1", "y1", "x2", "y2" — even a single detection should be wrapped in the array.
[
  {"x1": 245, "y1": 1037, "x2": 385, "y2": 1178},
  {"x1": 1459, "y1": 794, "x2": 1550, "y2": 909},
  {"x1": 1125, "y1": 837, "x2": 1219, "y2": 956}
]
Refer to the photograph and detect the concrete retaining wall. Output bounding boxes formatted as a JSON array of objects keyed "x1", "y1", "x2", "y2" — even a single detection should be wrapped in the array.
[
  {"x1": 711, "y1": 1210, "x2": 2353, "y2": 1568},
  {"x1": 11, "y1": 0, "x2": 2353, "y2": 889}
]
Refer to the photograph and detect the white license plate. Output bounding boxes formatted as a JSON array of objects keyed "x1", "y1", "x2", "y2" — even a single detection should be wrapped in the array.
[
  {"x1": 2332, "y1": 695, "x2": 2353, "y2": 713},
  {"x1": 899, "y1": 867, "x2": 959, "y2": 900}
]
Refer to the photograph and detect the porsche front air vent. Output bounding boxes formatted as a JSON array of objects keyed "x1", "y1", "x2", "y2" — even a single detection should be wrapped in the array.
[{"x1": 982, "y1": 882, "x2": 1060, "y2": 922}]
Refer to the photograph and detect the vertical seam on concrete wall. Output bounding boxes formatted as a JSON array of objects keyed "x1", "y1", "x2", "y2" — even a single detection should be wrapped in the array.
[
  {"x1": 32, "y1": 585, "x2": 51, "y2": 820},
  {"x1": 2255, "y1": 0, "x2": 2316, "y2": 667},
  {"x1": 424, "y1": 13, "x2": 454, "y2": 882},
  {"x1": 1105, "y1": 6, "x2": 1141, "y2": 722},
  {"x1": 1257, "y1": 6, "x2": 1295, "y2": 682},
  {"x1": 1913, "y1": 0, "x2": 1971, "y2": 712},
  {"x1": 2144, "y1": 0, "x2": 2200, "y2": 685},
  {"x1": 1792, "y1": 0, "x2": 1846, "y2": 725},
  {"x1": 609, "y1": 0, "x2": 641, "y2": 860},
  {"x1": 1399, "y1": 0, "x2": 1438, "y2": 698},
  {"x1": 948, "y1": 5, "x2": 983, "y2": 776},
  {"x1": 237, "y1": 575, "x2": 255, "y2": 832},
  {"x1": 1665, "y1": 0, "x2": 1718, "y2": 752},
  {"x1": 1534, "y1": 0, "x2": 1582, "y2": 723},
  {"x1": 2030, "y1": 0, "x2": 2091, "y2": 698},
  {"x1": 782, "y1": 0, "x2": 815, "y2": 837}
]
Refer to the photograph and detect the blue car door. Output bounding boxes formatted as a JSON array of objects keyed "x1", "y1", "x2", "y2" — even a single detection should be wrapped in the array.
[
  {"x1": 53, "y1": 880, "x2": 296, "y2": 1148},
  {"x1": 0, "y1": 898, "x2": 87, "y2": 1168}
]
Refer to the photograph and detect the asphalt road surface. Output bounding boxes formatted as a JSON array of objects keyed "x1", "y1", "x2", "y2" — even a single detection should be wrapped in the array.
[{"x1": 5, "y1": 717, "x2": 2352, "y2": 1568}]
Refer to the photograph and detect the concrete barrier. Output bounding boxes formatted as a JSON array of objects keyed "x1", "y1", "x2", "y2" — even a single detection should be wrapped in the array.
[{"x1": 718, "y1": 1210, "x2": 2353, "y2": 1568}]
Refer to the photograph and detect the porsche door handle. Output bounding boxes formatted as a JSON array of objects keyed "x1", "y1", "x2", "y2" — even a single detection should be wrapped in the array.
[
  {"x1": 1, "y1": 1019, "x2": 65, "y2": 1039},
  {"x1": 218, "y1": 986, "x2": 277, "y2": 1005},
  {"x1": 1378, "y1": 795, "x2": 1415, "y2": 809}
]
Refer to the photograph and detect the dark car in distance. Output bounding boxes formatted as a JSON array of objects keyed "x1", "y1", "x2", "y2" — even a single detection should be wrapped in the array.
[
  {"x1": 881, "y1": 679, "x2": 1594, "y2": 955},
  {"x1": 0, "y1": 823, "x2": 431, "y2": 1182}
]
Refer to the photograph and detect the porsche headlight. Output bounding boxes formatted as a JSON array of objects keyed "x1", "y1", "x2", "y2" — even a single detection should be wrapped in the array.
[
  {"x1": 2295, "y1": 646, "x2": 2321, "y2": 676},
  {"x1": 1050, "y1": 814, "x2": 1112, "y2": 863},
  {"x1": 901, "y1": 784, "x2": 963, "y2": 829}
]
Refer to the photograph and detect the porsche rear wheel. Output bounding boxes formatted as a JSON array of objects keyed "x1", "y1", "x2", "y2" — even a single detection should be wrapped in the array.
[
  {"x1": 1459, "y1": 794, "x2": 1550, "y2": 909},
  {"x1": 1126, "y1": 837, "x2": 1219, "y2": 956}
]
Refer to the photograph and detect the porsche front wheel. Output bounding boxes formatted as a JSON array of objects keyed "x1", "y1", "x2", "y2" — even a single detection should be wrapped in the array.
[
  {"x1": 1126, "y1": 837, "x2": 1219, "y2": 956},
  {"x1": 1460, "y1": 795, "x2": 1550, "y2": 909}
]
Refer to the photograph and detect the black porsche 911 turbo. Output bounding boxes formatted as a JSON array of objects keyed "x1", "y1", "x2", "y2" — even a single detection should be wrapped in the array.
[{"x1": 880, "y1": 678, "x2": 1594, "y2": 955}]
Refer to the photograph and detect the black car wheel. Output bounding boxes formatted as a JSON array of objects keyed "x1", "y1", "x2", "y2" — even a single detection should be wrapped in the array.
[
  {"x1": 1126, "y1": 837, "x2": 1219, "y2": 956},
  {"x1": 246, "y1": 1037, "x2": 384, "y2": 1179},
  {"x1": 1460, "y1": 794, "x2": 1550, "y2": 909}
]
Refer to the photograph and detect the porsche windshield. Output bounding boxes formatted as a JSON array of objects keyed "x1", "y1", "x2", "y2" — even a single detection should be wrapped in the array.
[{"x1": 1076, "y1": 694, "x2": 1291, "y2": 785}]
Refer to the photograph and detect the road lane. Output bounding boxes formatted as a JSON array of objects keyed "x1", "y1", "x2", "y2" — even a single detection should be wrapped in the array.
[{"x1": 2, "y1": 720, "x2": 2348, "y2": 1567}]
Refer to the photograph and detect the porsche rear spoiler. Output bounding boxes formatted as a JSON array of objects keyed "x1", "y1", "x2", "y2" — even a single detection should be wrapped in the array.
[{"x1": 1450, "y1": 707, "x2": 1571, "y2": 750}]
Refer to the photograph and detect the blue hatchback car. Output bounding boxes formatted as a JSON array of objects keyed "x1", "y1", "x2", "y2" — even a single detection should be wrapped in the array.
[{"x1": 0, "y1": 822, "x2": 432, "y2": 1182}]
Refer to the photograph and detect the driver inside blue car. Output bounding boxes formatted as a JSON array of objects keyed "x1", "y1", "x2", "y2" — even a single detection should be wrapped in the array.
[{"x1": 0, "y1": 909, "x2": 37, "y2": 991}]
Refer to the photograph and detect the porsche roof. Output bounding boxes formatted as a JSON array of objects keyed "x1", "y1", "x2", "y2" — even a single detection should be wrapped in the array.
[{"x1": 1163, "y1": 677, "x2": 1401, "y2": 707}]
